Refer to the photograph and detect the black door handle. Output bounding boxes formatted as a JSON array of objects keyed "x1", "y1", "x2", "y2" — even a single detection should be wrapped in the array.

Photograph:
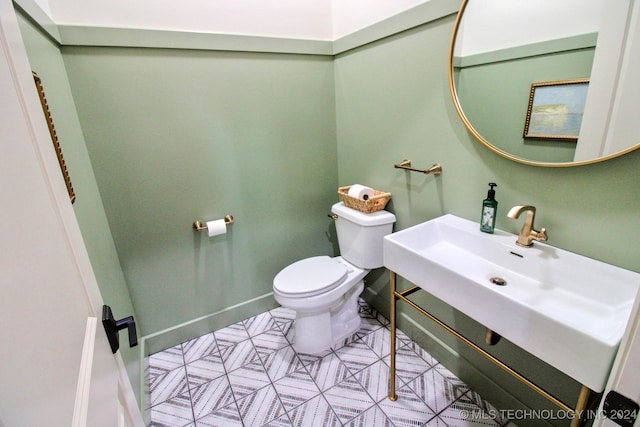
[{"x1": 102, "y1": 305, "x2": 138, "y2": 354}]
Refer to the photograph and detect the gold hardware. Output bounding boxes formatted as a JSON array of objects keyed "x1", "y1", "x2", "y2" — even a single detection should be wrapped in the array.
[
  {"x1": 193, "y1": 215, "x2": 234, "y2": 231},
  {"x1": 33, "y1": 72, "x2": 76, "y2": 204},
  {"x1": 394, "y1": 160, "x2": 442, "y2": 176},
  {"x1": 507, "y1": 205, "x2": 548, "y2": 247},
  {"x1": 388, "y1": 271, "x2": 596, "y2": 426},
  {"x1": 388, "y1": 271, "x2": 398, "y2": 401},
  {"x1": 328, "y1": 214, "x2": 338, "y2": 220}
]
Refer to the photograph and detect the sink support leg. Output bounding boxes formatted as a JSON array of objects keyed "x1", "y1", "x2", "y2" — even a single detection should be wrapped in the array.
[
  {"x1": 388, "y1": 271, "x2": 398, "y2": 401},
  {"x1": 571, "y1": 385, "x2": 591, "y2": 427}
]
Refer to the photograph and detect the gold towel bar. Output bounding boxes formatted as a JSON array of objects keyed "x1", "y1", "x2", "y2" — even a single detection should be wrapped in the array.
[
  {"x1": 193, "y1": 215, "x2": 234, "y2": 231},
  {"x1": 394, "y1": 159, "x2": 442, "y2": 176}
]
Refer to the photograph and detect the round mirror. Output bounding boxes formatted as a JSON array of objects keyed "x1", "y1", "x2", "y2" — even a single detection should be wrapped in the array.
[{"x1": 448, "y1": 0, "x2": 640, "y2": 167}]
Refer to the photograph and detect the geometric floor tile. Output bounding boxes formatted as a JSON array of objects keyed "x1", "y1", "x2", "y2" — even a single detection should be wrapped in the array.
[
  {"x1": 148, "y1": 344, "x2": 184, "y2": 378},
  {"x1": 235, "y1": 384, "x2": 287, "y2": 426},
  {"x1": 193, "y1": 401, "x2": 243, "y2": 427},
  {"x1": 408, "y1": 366, "x2": 465, "y2": 414},
  {"x1": 383, "y1": 342, "x2": 433, "y2": 385},
  {"x1": 305, "y1": 352, "x2": 353, "y2": 392},
  {"x1": 377, "y1": 383, "x2": 437, "y2": 427},
  {"x1": 149, "y1": 366, "x2": 189, "y2": 407},
  {"x1": 227, "y1": 360, "x2": 272, "y2": 400},
  {"x1": 287, "y1": 394, "x2": 342, "y2": 427},
  {"x1": 148, "y1": 391, "x2": 193, "y2": 427},
  {"x1": 244, "y1": 311, "x2": 278, "y2": 337},
  {"x1": 251, "y1": 327, "x2": 290, "y2": 358},
  {"x1": 213, "y1": 321, "x2": 249, "y2": 349},
  {"x1": 334, "y1": 338, "x2": 383, "y2": 375},
  {"x1": 261, "y1": 344, "x2": 305, "y2": 382},
  {"x1": 219, "y1": 338, "x2": 260, "y2": 372},
  {"x1": 343, "y1": 405, "x2": 394, "y2": 427},
  {"x1": 352, "y1": 359, "x2": 392, "y2": 402},
  {"x1": 323, "y1": 376, "x2": 376, "y2": 423},
  {"x1": 181, "y1": 333, "x2": 216, "y2": 364},
  {"x1": 273, "y1": 368, "x2": 321, "y2": 412},
  {"x1": 190, "y1": 375, "x2": 235, "y2": 420},
  {"x1": 184, "y1": 354, "x2": 226, "y2": 389},
  {"x1": 146, "y1": 299, "x2": 515, "y2": 426}
]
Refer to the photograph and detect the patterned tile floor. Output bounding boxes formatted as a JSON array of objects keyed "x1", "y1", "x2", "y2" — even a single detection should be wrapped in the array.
[{"x1": 146, "y1": 300, "x2": 513, "y2": 426}]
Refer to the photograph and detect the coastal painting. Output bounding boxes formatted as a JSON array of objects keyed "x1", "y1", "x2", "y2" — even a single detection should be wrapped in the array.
[{"x1": 523, "y1": 79, "x2": 589, "y2": 141}]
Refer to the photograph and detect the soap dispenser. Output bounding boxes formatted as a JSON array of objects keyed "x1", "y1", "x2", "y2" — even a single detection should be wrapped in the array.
[{"x1": 480, "y1": 183, "x2": 498, "y2": 233}]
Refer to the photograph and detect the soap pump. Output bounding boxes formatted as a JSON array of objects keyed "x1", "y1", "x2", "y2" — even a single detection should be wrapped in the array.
[{"x1": 480, "y1": 182, "x2": 498, "y2": 233}]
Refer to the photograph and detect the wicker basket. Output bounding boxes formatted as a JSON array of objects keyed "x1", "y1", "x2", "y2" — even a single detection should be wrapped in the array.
[{"x1": 337, "y1": 186, "x2": 391, "y2": 214}]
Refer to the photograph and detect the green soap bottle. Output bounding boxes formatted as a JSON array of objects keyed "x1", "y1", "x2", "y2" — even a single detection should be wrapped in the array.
[{"x1": 480, "y1": 182, "x2": 498, "y2": 233}]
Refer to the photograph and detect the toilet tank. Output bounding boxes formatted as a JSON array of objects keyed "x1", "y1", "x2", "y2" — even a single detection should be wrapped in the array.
[{"x1": 331, "y1": 202, "x2": 396, "y2": 269}]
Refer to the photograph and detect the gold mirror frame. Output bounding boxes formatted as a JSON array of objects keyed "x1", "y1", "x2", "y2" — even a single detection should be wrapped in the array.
[{"x1": 447, "y1": 0, "x2": 640, "y2": 168}]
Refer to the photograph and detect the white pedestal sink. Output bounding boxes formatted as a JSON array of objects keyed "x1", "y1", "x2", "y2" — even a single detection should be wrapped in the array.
[{"x1": 383, "y1": 214, "x2": 640, "y2": 392}]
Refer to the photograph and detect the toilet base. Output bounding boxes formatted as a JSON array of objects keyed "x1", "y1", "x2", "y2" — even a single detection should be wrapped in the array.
[{"x1": 291, "y1": 281, "x2": 364, "y2": 354}]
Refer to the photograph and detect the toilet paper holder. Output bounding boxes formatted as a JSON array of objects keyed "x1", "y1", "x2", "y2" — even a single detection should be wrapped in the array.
[{"x1": 193, "y1": 215, "x2": 234, "y2": 232}]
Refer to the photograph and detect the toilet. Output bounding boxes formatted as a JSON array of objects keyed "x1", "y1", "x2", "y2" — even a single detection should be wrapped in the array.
[{"x1": 273, "y1": 202, "x2": 396, "y2": 354}]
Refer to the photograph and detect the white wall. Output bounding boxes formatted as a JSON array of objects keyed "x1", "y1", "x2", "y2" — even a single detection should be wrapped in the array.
[
  {"x1": 49, "y1": 0, "x2": 333, "y2": 39},
  {"x1": 457, "y1": 0, "x2": 604, "y2": 56},
  {"x1": 331, "y1": 0, "x2": 427, "y2": 39},
  {"x1": 47, "y1": 0, "x2": 434, "y2": 40}
]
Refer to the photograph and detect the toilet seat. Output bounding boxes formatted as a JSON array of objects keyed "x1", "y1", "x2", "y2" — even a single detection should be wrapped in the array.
[{"x1": 273, "y1": 256, "x2": 348, "y2": 297}]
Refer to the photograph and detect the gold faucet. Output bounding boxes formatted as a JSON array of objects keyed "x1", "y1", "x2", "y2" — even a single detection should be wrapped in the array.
[{"x1": 507, "y1": 205, "x2": 548, "y2": 247}]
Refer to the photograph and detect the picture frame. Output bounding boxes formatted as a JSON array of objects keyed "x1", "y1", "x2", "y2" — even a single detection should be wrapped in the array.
[
  {"x1": 523, "y1": 78, "x2": 590, "y2": 141},
  {"x1": 33, "y1": 72, "x2": 76, "y2": 203}
]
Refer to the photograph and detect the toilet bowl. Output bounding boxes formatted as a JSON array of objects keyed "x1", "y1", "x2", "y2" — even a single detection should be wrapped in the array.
[
  {"x1": 273, "y1": 256, "x2": 367, "y2": 354},
  {"x1": 273, "y1": 202, "x2": 396, "y2": 354}
]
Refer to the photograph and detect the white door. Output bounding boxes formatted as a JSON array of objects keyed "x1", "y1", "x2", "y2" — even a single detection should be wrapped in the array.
[{"x1": 0, "y1": 1, "x2": 143, "y2": 425}]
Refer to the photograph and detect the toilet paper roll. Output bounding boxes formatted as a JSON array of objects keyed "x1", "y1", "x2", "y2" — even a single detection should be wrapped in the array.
[
  {"x1": 348, "y1": 184, "x2": 374, "y2": 201},
  {"x1": 206, "y1": 219, "x2": 227, "y2": 237}
]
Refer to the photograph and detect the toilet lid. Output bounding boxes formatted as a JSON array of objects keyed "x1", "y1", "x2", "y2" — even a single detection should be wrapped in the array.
[{"x1": 274, "y1": 256, "x2": 348, "y2": 297}]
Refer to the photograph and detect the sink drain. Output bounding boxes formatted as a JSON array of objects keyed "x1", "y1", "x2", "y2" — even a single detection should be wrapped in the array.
[{"x1": 490, "y1": 277, "x2": 507, "y2": 286}]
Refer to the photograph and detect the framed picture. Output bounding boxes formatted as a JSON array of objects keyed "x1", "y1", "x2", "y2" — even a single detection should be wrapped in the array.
[
  {"x1": 523, "y1": 78, "x2": 589, "y2": 141},
  {"x1": 33, "y1": 72, "x2": 76, "y2": 203}
]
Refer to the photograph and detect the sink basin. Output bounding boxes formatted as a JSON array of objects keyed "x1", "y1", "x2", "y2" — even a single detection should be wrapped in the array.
[{"x1": 383, "y1": 214, "x2": 640, "y2": 392}]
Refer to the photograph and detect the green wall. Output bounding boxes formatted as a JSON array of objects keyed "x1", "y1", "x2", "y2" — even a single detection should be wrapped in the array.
[
  {"x1": 61, "y1": 47, "x2": 339, "y2": 346},
  {"x1": 335, "y1": 15, "x2": 640, "y2": 426},
  {"x1": 16, "y1": 13, "x2": 141, "y2": 400}
]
